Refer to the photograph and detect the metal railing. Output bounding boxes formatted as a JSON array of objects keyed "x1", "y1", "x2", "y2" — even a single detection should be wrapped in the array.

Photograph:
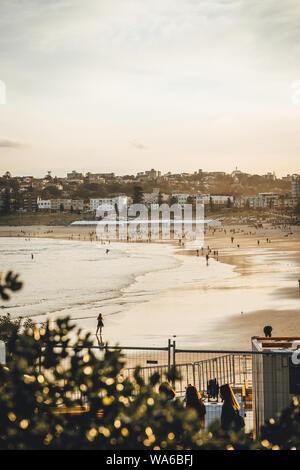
[{"x1": 44, "y1": 340, "x2": 298, "y2": 435}]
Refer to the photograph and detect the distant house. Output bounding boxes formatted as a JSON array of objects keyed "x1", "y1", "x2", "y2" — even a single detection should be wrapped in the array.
[
  {"x1": 48, "y1": 199, "x2": 84, "y2": 212},
  {"x1": 23, "y1": 194, "x2": 37, "y2": 212},
  {"x1": 37, "y1": 199, "x2": 51, "y2": 211},
  {"x1": 292, "y1": 177, "x2": 300, "y2": 198},
  {"x1": 67, "y1": 170, "x2": 84, "y2": 181},
  {"x1": 90, "y1": 196, "x2": 128, "y2": 216},
  {"x1": 171, "y1": 193, "x2": 190, "y2": 206}
]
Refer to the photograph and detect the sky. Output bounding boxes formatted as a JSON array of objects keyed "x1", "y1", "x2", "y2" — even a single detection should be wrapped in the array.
[{"x1": 0, "y1": 0, "x2": 300, "y2": 177}]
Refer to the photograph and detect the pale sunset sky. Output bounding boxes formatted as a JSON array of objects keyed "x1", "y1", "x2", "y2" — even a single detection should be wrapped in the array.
[{"x1": 0, "y1": 0, "x2": 300, "y2": 177}]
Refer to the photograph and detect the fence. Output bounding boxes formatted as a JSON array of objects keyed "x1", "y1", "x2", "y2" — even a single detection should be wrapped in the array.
[{"x1": 46, "y1": 340, "x2": 299, "y2": 435}]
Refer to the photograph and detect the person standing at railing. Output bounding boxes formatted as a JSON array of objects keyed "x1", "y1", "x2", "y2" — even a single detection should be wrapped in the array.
[
  {"x1": 220, "y1": 384, "x2": 244, "y2": 431},
  {"x1": 185, "y1": 385, "x2": 206, "y2": 427},
  {"x1": 158, "y1": 382, "x2": 176, "y2": 401}
]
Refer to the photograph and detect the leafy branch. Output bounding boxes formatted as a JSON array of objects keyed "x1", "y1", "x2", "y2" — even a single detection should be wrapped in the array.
[{"x1": 0, "y1": 271, "x2": 23, "y2": 301}]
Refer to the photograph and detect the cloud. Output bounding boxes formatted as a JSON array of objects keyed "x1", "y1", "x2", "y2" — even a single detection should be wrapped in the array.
[
  {"x1": 0, "y1": 138, "x2": 28, "y2": 148},
  {"x1": 130, "y1": 140, "x2": 147, "y2": 150}
]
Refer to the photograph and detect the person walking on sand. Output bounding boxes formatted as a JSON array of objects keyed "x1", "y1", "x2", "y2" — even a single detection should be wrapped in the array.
[
  {"x1": 185, "y1": 385, "x2": 206, "y2": 427},
  {"x1": 206, "y1": 253, "x2": 209, "y2": 266},
  {"x1": 96, "y1": 313, "x2": 104, "y2": 336}
]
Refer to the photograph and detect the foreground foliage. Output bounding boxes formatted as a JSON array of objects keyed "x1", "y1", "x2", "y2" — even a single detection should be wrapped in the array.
[
  {"x1": 0, "y1": 271, "x2": 299, "y2": 450},
  {"x1": 0, "y1": 314, "x2": 259, "y2": 450}
]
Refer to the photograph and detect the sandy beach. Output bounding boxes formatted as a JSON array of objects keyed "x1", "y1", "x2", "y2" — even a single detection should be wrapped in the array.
[{"x1": 0, "y1": 223, "x2": 300, "y2": 350}]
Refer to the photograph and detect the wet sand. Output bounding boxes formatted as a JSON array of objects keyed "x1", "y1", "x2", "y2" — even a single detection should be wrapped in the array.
[{"x1": 1, "y1": 223, "x2": 300, "y2": 350}]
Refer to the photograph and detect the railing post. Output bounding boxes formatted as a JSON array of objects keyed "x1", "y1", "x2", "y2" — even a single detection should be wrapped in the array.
[
  {"x1": 172, "y1": 340, "x2": 176, "y2": 388},
  {"x1": 167, "y1": 339, "x2": 171, "y2": 375}
]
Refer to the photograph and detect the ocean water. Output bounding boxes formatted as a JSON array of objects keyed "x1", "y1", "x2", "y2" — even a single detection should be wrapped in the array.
[
  {"x1": 0, "y1": 237, "x2": 179, "y2": 321},
  {"x1": 0, "y1": 236, "x2": 239, "y2": 346},
  {"x1": 2, "y1": 237, "x2": 298, "y2": 348}
]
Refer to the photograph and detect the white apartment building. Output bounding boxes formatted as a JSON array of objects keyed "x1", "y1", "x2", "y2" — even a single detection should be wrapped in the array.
[
  {"x1": 37, "y1": 199, "x2": 51, "y2": 210},
  {"x1": 196, "y1": 194, "x2": 211, "y2": 205},
  {"x1": 211, "y1": 195, "x2": 234, "y2": 205},
  {"x1": 195, "y1": 194, "x2": 233, "y2": 205},
  {"x1": 172, "y1": 193, "x2": 190, "y2": 205},
  {"x1": 292, "y1": 178, "x2": 300, "y2": 198},
  {"x1": 91, "y1": 196, "x2": 128, "y2": 213},
  {"x1": 48, "y1": 199, "x2": 84, "y2": 211},
  {"x1": 247, "y1": 193, "x2": 281, "y2": 209}
]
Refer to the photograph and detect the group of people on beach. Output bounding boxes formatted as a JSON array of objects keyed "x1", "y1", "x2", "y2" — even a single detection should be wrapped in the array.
[{"x1": 160, "y1": 381, "x2": 244, "y2": 431}]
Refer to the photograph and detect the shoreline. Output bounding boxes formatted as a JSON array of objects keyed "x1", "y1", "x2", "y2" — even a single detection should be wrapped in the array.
[{"x1": 1, "y1": 224, "x2": 300, "y2": 350}]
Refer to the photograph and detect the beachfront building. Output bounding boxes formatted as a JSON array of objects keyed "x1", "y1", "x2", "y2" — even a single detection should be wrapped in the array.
[
  {"x1": 196, "y1": 194, "x2": 211, "y2": 205},
  {"x1": 49, "y1": 199, "x2": 84, "y2": 212},
  {"x1": 234, "y1": 194, "x2": 298, "y2": 210},
  {"x1": 233, "y1": 197, "x2": 246, "y2": 208},
  {"x1": 37, "y1": 199, "x2": 51, "y2": 211},
  {"x1": 247, "y1": 193, "x2": 282, "y2": 209},
  {"x1": 292, "y1": 177, "x2": 300, "y2": 198},
  {"x1": 22, "y1": 194, "x2": 37, "y2": 212},
  {"x1": 279, "y1": 197, "x2": 299, "y2": 209},
  {"x1": 195, "y1": 194, "x2": 233, "y2": 206},
  {"x1": 211, "y1": 195, "x2": 234, "y2": 206},
  {"x1": 90, "y1": 196, "x2": 129, "y2": 216},
  {"x1": 171, "y1": 193, "x2": 190, "y2": 206}
]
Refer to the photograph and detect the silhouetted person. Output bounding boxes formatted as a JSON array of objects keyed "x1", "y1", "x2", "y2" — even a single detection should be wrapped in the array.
[
  {"x1": 220, "y1": 384, "x2": 244, "y2": 431},
  {"x1": 207, "y1": 378, "x2": 219, "y2": 401},
  {"x1": 159, "y1": 382, "x2": 176, "y2": 401},
  {"x1": 185, "y1": 385, "x2": 206, "y2": 427},
  {"x1": 263, "y1": 325, "x2": 272, "y2": 338},
  {"x1": 96, "y1": 313, "x2": 104, "y2": 336}
]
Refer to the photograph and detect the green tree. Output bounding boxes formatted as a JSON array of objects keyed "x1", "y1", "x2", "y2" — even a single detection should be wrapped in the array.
[
  {"x1": 0, "y1": 271, "x2": 22, "y2": 301},
  {"x1": 133, "y1": 185, "x2": 144, "y2": 204},
  {"x1": 0, "y1": 313, "x2": 34, "y2": 343},
  {"x1": 260, "y1": 397, "x2": 300, "y2": 450},
  {"x1": 0, "y1": 313, "x2": 258, "y2": 450},
  {"x1": 2, "y1": 188, "x2": 11, "y2": 214},
  {"x1": 2, "y1": 272, "x2": 300, "y2": 450}
]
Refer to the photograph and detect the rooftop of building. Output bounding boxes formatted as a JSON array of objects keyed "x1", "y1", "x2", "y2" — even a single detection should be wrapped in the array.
[{"x1": 252, "y1": 336, "x2": 300, "y2": 352}]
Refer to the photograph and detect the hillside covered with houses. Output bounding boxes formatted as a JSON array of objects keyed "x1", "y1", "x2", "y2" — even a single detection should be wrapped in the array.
[{"x1": 0, "y1": 168, "x2": 299, "y2": 220}]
